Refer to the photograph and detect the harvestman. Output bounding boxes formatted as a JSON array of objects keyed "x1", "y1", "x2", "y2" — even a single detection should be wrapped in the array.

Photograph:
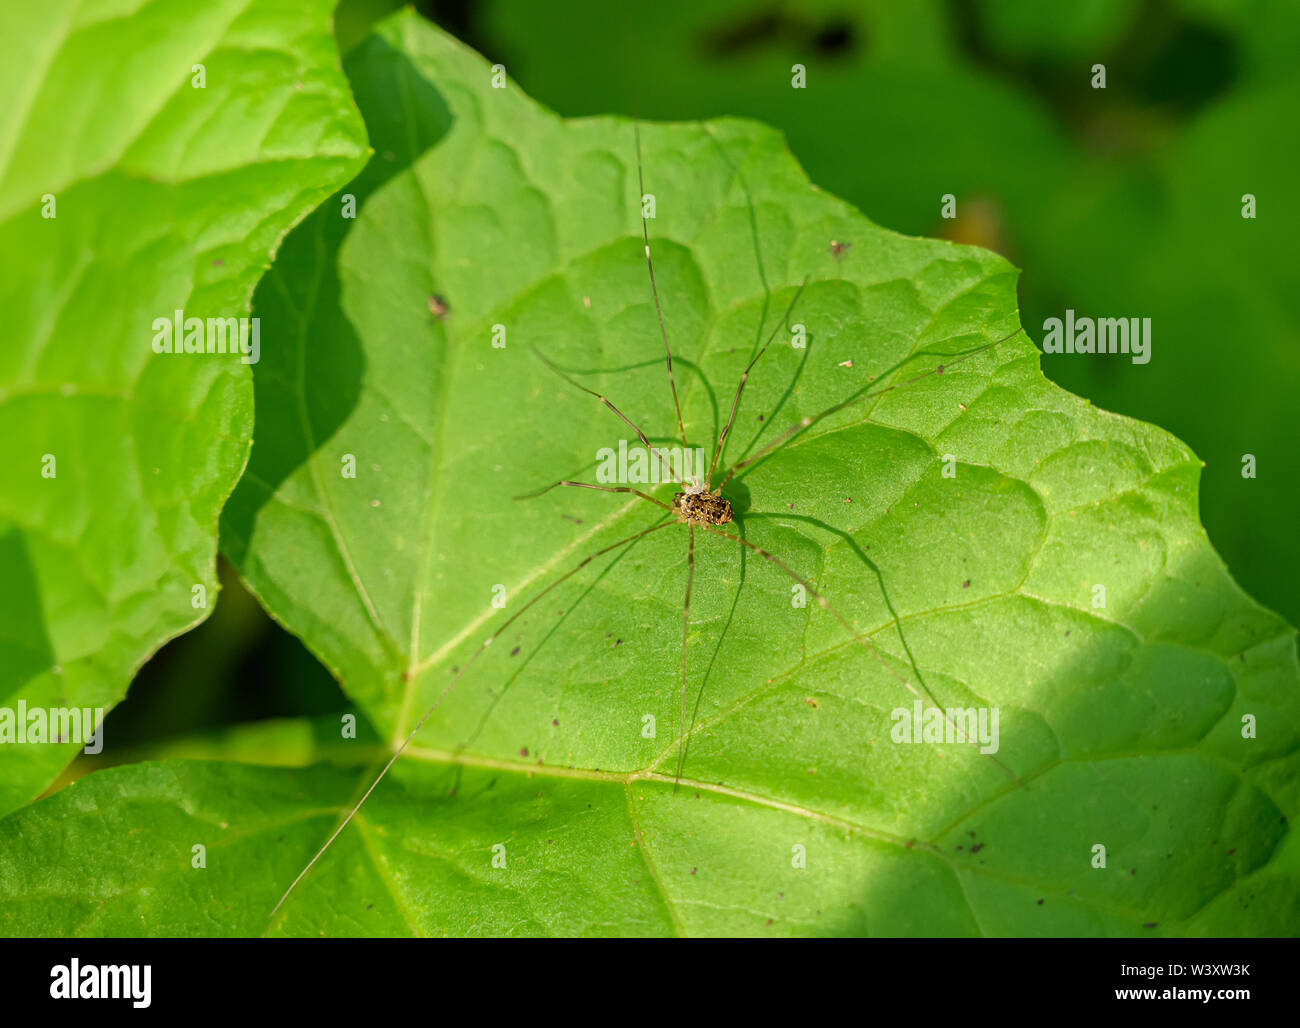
[{"x1": 271, "y1": 124, "x2": 1025, "y2": 916}]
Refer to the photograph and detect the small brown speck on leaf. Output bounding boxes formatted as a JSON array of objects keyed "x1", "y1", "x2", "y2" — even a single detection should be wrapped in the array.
[
  {"x1": 428, "y1": 294, "x2": 449, "y2": 317},
  {"x1": 690, "y1": 868, "x2": 697, "y2": 875},
  {"x1": 552, "y1": 718, "x2": 560, "y2": 726},
  {"x1": 829, "y1": 240, "x2": 850, "y2": 257},
  {"x1": 805, "y1": 697, "x2": 819, "y2": 709},
  {"x1": 1036, "y1": 899, "x2": 1044, "y2": 906},
  {"x1": 970, "y1": 843, "x2": 984, "y2": 854},
  {"x1": 519, "y1": 747, "x2": 528, "y2": 758},
  {"x1": 510, "y1": 646, "x2": 520, "y2": 657},
  {"x1": 962, "y1": 579, "x2": 970, "y2": 588}
]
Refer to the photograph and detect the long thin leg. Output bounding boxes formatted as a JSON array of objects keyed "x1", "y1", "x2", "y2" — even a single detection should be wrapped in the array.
[
  {"x1": 706, "y1": 277, "x2": 807, "y2": 488},
  {"x1": 271, "y1": 518, "x2": 679, "y2": 917},
  {"x1": 635, "y1": 124, "x2": 689, "y2": 456},
  {"x1": 530, "y1": 346, "x2": 685, "y2": 486},
  {"x1": 515, "y1": 478, "x2": 672, "y2": 510},
  {"x1": 675, "y1": 523, "x2": 696, "y2": 788},
  {"x1": 700, "y1": 523, "x2": 1019, "y2": 782},
  {"x1": 715, "y1": 328, "x2": 1025, "y2": 491}
]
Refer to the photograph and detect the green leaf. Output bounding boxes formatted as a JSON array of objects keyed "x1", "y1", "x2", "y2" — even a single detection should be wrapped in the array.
[
  {"x1": 8, "y1": 11, "x2": 1298, "y2": 937},
  {"x1": 468, "y1": 0, "x2": 1300, "y2": 629},
  {"x1": 0, "y1": 0, "x2": 367, "y2": 815}
]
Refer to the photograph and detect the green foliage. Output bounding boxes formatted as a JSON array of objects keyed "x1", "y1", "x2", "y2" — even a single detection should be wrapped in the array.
[
  {"x1": 470, "y1": 0, "x2": 1300, "y2": 628},
  {"x1": 0, "y1": 0, "x2": 367, "y2": 816},
  {"x1": 1, "y1": 8, "x2": 1296, "y2": 938}
]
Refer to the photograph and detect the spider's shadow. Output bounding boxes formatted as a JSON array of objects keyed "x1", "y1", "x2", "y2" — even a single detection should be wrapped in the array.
[
  {"x1": 742, "y1": 510, "x2": 935, "y2": 700},
  {"x1": 456, "y1": 512, "x2": 675, "y2": 755}
]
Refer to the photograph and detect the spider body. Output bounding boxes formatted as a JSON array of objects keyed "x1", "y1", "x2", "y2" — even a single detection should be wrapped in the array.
[{"x1": 674, "y1": 488, "x2": 733, "y2": 526}]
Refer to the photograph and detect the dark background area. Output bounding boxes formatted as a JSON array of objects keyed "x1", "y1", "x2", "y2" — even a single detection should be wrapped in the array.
[{"x1": 90, "y1": 0, "x2": 1298, "y2": 769}]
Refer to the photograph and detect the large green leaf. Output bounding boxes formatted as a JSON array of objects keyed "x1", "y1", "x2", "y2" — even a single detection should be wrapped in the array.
[
  {"x1": 0, "y1": 0, "x2": 367, "y2": 815},
  {"x1": 6, "y1": 11, "x2": 1298, "y2": 937},
  {"x1": 466, "y1": 0, "x2": 1300, "y2": 629}
]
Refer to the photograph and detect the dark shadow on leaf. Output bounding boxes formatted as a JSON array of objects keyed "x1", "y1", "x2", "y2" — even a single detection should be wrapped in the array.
[{"x1": 221, "y1": 39, "x2": 452, "y2": 563}]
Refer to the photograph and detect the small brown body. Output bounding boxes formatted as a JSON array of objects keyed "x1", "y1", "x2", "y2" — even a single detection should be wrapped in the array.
[{"x1": 674, "y1": 489, "x2": 733, "y2": 526}]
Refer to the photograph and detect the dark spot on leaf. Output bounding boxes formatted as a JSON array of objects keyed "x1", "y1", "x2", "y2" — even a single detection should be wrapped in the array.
[
  {"x1": 970, "y1": 843, "x2": 984, "y2": 854},
  {"x1": 428, "y1": 294, "x2": 449, "y2": 318},
  {"x1": 690, "y1": 868, "x2": 697, "y2": 875},
  {"x1": 1036, "y1": 899, "x2": 1044, "y2": 906},
  {"x1": 962, "y1": 579, "x2": 970, "y2": 588},
  {"x1": 552, "y1": 718, "x2": 560, "y2": 726},
  {"x1": 510, "y1": 646, "x2": 520, "y2": 657},
  {"x1": 519, "y1": 747, "x2": 528, "y2": 757}
]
